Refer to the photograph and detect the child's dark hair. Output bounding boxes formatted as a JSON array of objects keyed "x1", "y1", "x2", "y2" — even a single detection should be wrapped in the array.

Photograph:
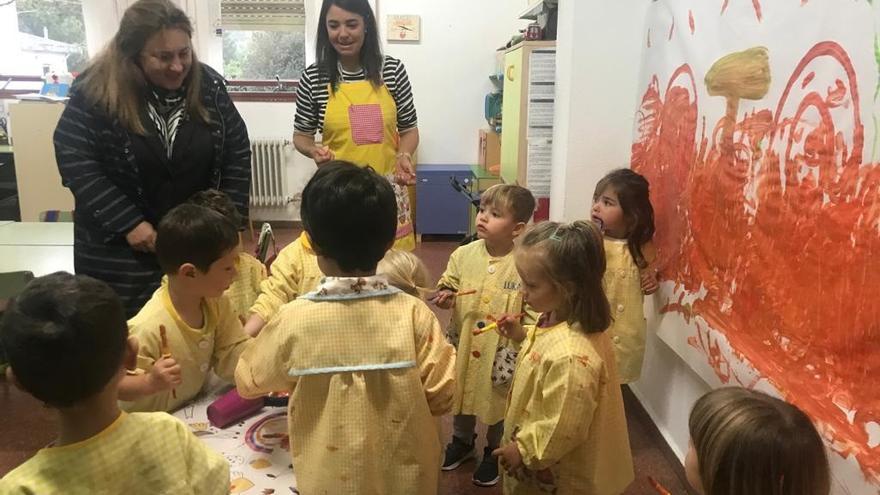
[
  {"x1": 480, "y1": 184, "x2": 536, "y2": 223},
  {"x1": 519, "y1": 221, "x2": 610, "y2": 332},
  {"x1": 301, "y1": 161, "x2": 396, "y2": 272},
  {"x1": 594, "y1": 168, "x2": 655, "y2": 268},
  {"x1": 0, "y1": 272, "x2": 128, "y2": 407},
  {"x1": 156, "y1": 203, "x2": 240, "y2": 275},
  {"x1": 689, "y1": 387, "x2": 830, "y2": 495},
  {"x1": 188, "y1": 189, "x2": 245, "y2": 231}
]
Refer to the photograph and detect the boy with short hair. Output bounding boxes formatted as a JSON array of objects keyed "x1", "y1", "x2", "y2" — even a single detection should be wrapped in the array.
[
  {"x1": 0, "y1": 272, "x2": 229, "y2": 493},
  {"x1": 189, "y1": 189, "x2": 267, "y2": 322},
  {"x1": 119, "y1": 203, "x2": 250, "y2": 412},
  {"x1": 236, "y1": 161, "x2": 456, "y2": 495},
  {"x1": 429, "y1": 184, "x2": 537, "y2": 486}
]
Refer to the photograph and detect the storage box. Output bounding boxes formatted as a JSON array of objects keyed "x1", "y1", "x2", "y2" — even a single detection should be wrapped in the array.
[{"x1": 478, "y1": 129, "x2": 501, "y2": 176}]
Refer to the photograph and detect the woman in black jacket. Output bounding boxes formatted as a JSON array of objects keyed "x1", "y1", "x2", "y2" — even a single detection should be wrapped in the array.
[{"x1": 54, "y1": 0, "x2": 250, "y2": 316}]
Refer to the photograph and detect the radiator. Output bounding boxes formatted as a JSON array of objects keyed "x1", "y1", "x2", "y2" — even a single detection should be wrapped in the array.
[{"x1": 249, "y1": 139, "x2": 288, "y2": 207}]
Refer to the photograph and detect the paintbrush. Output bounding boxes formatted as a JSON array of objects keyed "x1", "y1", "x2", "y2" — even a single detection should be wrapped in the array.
[
  {"x1": 159, "y1": 324, "x2": 177, "y2": 399},
  {"x1": 648, "y1": 476, "x2": 673, "y2": 495},
  {"x1": 472, "y1": 313, "x2": 527, "y2": 336}
]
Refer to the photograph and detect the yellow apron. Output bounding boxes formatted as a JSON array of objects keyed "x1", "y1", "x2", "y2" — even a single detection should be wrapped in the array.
[{"x1": 323, "y1": 80, "x2": 415, "y2": 250}]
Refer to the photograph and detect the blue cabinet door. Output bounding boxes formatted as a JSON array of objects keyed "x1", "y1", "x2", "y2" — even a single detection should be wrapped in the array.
[{"x1": 415, "y1": 164, "x2": 473, "y2": 235}]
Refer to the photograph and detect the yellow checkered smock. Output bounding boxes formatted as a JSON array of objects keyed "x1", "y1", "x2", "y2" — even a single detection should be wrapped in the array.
[
  {"x1": 437, "y1": 239, "x2": 535, "y2": 424},
  {"x1": 502, "y1": 321, "x2": 634, "y2": 495},
  {"x1": 236, "y1": 276, "x2": 456, "y2": 495},
  {"x1": 225, "y1": 251, "x2": 267, "y2": 321},
  {"x1": 249, "y1": 232, "x2": 323, "y2": 323},
  {"x1": 0, "y1": 412, "x2": 229, "y2": 494},
  {"x1": 122, "y1": 284, "x2": 250, "y2": 412}
]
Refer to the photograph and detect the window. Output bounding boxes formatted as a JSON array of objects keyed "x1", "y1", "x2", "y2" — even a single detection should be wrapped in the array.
[
  {"x1": 220, "y1": 0, "x2": 306, "y2": 80},
  {"x1": 13, "y1": 0, "x2": 87, "y2": 76}
]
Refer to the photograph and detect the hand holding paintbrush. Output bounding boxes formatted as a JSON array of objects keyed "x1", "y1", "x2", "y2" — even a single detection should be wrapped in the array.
[
  {"x1": 150, "y1": 324, "x2": 181, "y2": 398},
  {"x1": 427, "y1": 288, "x2": 477, "y2": 309},
  {"x1": 474, "y1": 312, "x2": 527, "y2": 342}
]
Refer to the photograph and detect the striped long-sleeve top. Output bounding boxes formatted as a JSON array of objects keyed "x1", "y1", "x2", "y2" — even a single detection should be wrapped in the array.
[{"x1": 53, "y1": 63, "x2": 251, "y2": 316}]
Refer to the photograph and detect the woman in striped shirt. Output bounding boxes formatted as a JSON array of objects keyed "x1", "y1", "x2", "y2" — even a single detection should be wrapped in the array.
[
  {"x1": 293, "y1": 0, "x2": 419, "y2": 250},
  {"x1": 53, "y1": 0, "x2": 251, "y2": 316}
]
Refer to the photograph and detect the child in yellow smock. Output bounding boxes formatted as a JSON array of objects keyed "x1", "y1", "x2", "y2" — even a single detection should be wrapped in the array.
[
  {"x1": 495, "y1": 221, "x2": 634, "y2": 495},
  {"x1": 0, "y1": 273, "x2": 228, "y2": 494},
  {"x1": 189, "y1": 189, "x2": 268, "y2": 322},
  {"x1": 591, "y1": 169, "x2": 659, "y2": 383},
  {"x1": 242, "y1": 231, "x2": 323, "y2": 337},
  {"x1": 118, "y1": 204, "x2": 250, "y2": 412},
  {"x1": 235, "y1": 162, "x2": 456, "y2": 495},
  {"x1": 429, "y1": 184, "x2": 536, "y2": 487}
]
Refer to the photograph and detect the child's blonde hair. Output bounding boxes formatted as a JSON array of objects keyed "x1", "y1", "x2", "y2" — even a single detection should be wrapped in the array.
[
  {"x1": 689, "y1": 387, "x2": 830, "y2": 495},
  {"x1": 480, "y1": 184, "x2": 536, "y2": 223},
  {"x1": 377, "y1": 249, "x2": 431, "y2": 297},
  {"x1": 518, "y1": 221, "x2": 610, "y2": 332}
]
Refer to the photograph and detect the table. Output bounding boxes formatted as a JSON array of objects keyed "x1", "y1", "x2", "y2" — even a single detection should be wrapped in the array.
[
  {"x1": 0, "y1": 245, "x2": 73, "y2": 276},
  {"x1": 171, "y1": 384, "x2": 297, "y2": 494},
  {"x1": 0, "y1": 222, "x2": 72, "y2": 246}
]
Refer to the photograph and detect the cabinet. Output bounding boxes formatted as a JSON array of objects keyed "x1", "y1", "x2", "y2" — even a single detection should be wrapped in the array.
[
  {"x1": 415, "y1": 164, "x2": 472, "y2": 237},
  {"x1": 500, "y1": 41, "x2": 555, "y2": 220},
  {"x1": 9, "y1": 102, "x2": 73, "y2": 221}
]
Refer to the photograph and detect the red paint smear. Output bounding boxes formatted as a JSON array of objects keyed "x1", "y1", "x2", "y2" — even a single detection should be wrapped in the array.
[
  {"x1": 668, "y1": 17, "x2": 675, "y2": 41},
  {"x1": 688, "y1": 10, "x2": 695, "y2": 35},
  {"x1": 720, "y1": 0, "x2": 763, "y2": 22},
  {"x1": 632, "y1": 41, "x2": 880, "y2": 482},
  {"x1": 752, "y1": 0, "x2": 763, "y2": 21},
  {"x1": 802, "y1": 71, "x2": 815, "y2": 88},
  {"x1": 647, "y1": 28, "x2": 652, "y2": 49}
]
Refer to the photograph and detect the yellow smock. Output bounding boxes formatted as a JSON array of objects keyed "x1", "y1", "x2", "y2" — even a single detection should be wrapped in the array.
[
  {"x1": 0, "y1": 412, "x2": 229, "y2": 494},
  {"x1": 248, "y1": 232, "x2": 324, "y2": 323},
  {"x1": 603, "y1": 237, "x2": 647, "y2": 383},
  {"x1": 437, "y1": 239, "x2": 535, "y2": 425},
  {"x1": 502, "y1": 321, "x2": 634, "y2": 495},
  {"x1": 235, "y1": 276, "x2": 456, "y2": 495},
  {"x1": 225, "y1": 251, "x2": 267, "y2": 321},
  {"x1": 122, "y1": 283, "x2": 250, "y2": 412},
  {"x1": 322, "y1": 79, "x2": 415, "y2": 250}
]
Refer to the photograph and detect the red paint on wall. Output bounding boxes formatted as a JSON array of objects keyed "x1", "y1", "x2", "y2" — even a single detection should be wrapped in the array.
[{"x1": 632, "y1": 41, "x2": 880, "y2": 481}]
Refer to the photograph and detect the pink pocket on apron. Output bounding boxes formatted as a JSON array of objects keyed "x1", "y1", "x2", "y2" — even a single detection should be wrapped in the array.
[{"x1": 348, "y1": 103, "x2": 384, "y2": 145}]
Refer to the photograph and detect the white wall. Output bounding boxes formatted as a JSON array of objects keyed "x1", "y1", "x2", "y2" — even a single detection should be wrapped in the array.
[
  {"x1": 375, "y1": 0, "x2": 530, "y2": 164},
  {"x1": 550, "y1": 0, "x2": 652, "y2": 221},
  {"x1": 551, "y1": 0, "x2": 709, "y2": 467}
]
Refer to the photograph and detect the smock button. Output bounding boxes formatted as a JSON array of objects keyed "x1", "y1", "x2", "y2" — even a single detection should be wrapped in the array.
[
  {"x1": 199, "y1": 363, "x2": 209, "y2": 372},
  {"x1": 617, "y1": 304, "x2": 625, "y2": 313},
  {"x1": 487, "y1": 266, "x2": 496, "y2": 274},
  {"x1": 198, "y1": 340, "x2": 210, "y2": 350},
  {"x1": 613, "y1": 335, "x2": 621, "y2": 344}
]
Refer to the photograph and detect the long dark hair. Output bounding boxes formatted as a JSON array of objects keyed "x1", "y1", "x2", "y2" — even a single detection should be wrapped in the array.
[
  {"x1": 77, "y1": 0, "x2": 207, "y2": 134},
  {"x1": 594, "y1": 168, "x2": 655, "y2": 268},
  {"x1": 519, "y1": 221, "x2": 611, "y2": 333},
  {"x1": 316, "y1": 0, "x2": 383, "y2": 91}
]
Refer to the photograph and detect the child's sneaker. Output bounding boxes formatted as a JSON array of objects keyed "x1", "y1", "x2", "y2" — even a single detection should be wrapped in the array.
[
  {"x1": 442, "y1": 435, "x2": 476, "y2": 471},
  {"x1": 472, "y1": 447, "x2": 500, "y2": 486}
]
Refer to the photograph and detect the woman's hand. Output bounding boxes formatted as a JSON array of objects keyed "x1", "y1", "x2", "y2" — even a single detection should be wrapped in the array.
[
  {"x1": 126, "y1": 221, "x2": 157, "y2": 253},
  {"x1": 394, "y1": 152, "x2": 416, "y2": 185},
  {"x1": 310, "y1": 145, "x2": 335, "y2": 165}
]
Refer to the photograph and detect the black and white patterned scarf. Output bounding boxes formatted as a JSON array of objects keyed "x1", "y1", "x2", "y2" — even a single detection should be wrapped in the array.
[{"x1": 146, "y1": 87, "x2": 187, "y2": 160}]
